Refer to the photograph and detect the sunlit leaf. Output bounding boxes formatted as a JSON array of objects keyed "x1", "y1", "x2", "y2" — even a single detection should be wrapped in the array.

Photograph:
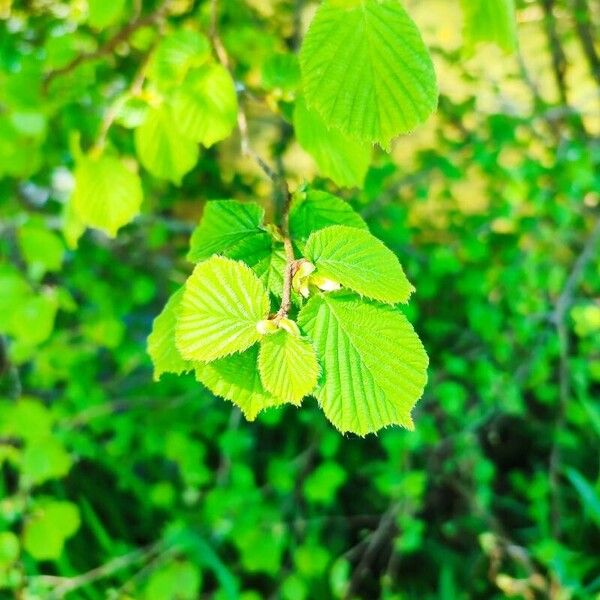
[
  {"x1": 294, "y1": 96, "x2": 371, "y2": 188},
  {"x1": 305, "y1": 225, "x2": 414, "y2": 303},
  {"x1": 298, "y1": 291, "x2": 428, "y2": 435},
  {"x1": 176, "y1": 256, "x2": 270, "y2": 362},
  {"x1": 258, "y1": 330, "x2": 319, "y2": 403},
  {"x1": 135, "y1": 105, "x2": 199, "y2": 184},
  {"x1": 300, "y1": 0, "x2": 438, "y2": 147},
  {"x1": 72, "y1": 152, "x2": 143, "y2": 237}
]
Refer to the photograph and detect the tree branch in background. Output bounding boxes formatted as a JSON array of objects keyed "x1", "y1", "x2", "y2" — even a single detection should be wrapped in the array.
[
  {"x1": 549, "y1": 218, "x2": 600, "y2": 540},
  {"x1": 569, "y1": 0, "x2": 600, "y2": 92},
  {"x1": 43, "y1": 1, "x2": 172, "y2": 91}
]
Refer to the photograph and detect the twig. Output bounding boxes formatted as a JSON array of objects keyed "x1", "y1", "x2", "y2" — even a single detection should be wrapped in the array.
[
  {"x1": 549, "y1": 218, "x2": 600, "y2": 539},
  {"x1": 209, "y1": 0, "x2": 295, "y2": 319},
  {"x1": 43, "y1": 1, "x2": 171, "y2": 91},
  {"x1": 344, "y1": 502, "x2": 400, "y2": 599},
  {"x1": 93, "y1": 44, "x2": 155, "y2": 153},
  {"x1": 34, "y1": 543, "x2": 162, "y2": 599},
  {"x1": 569, "y1": 0, "x2": 600, "y2": 92}
]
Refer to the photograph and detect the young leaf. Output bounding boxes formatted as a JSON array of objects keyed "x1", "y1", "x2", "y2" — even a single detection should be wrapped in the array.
[
  {"x1": 172, "y1": 64, "x2": 238, "y2": 147},
  {"x1": 187, "y1": 200, "x2": 269, "y2": 262},
  {"x1": 87, "y1": 0, "x2": 126, "y2": 30},
  {"x1": 258, "y1": 330, "x2": 319, "y2": 404},
  {"x1": 196, "y1": 345, "x2": 288, "y2": 420},
  {"x1": 187, "y1": 200, "x2": 289, "y2": 299},
  {"x1": 299, "y1": 0, "x2": 438, "y2": 148},
  {"x1": 147, "y1": 30, "x2": 211, "y2": 88},
  {"x1": 72, "y1": 152, "x2": 143, "y2": 237},
  {"x1": 134, "y1": 105, "x2": 199, "y2": 184},
  {"x1": 461, "y1": 0, "x2": 517, "y2": 54},
  {"x1": 176, "y1": 256, "x2": 270, "y2": 362},
  {"x1": 289, "y1": 190, "x2": 367, "y2": 242},
  {"x1": 294, "y1": 96, "x2": 371, "y2": 188},
  {"x1": 304, "y1": 225, "x2": 414, "y2": 304},
  {"x1": 147, "y1": 288, "x2": 192, "y2": 381},
  {"x1": 298, "y1": 292, "x2": 428, "y2": 436}
]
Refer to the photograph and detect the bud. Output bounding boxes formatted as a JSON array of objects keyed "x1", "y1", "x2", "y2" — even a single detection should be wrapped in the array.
[
  {"x1": 256, "y1": 319, "x2": 278, "y2": 335},
  {"x1": 278, "y1": 318, "x2": 301, "y2": 337},
  {"x1": 292, "y1": 260, "x2": 316, "y2": 299},
  {"x1": 311, "y1": 275, "x2": 341, "y2": 292}
]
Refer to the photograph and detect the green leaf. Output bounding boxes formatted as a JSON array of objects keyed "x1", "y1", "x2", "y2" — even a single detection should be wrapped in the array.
[
  {"x1": 144, "y1": 560, "x2": 201, "y2": 600},
  {"x1": 176, "y1": 256, "x2": 270, "y2": 362},
  {"x1": 18, "y1": 220, "x2": 65, "y2": 275},
  {"x1": 9, "y1": 292, "x2": 58, "y2": 346},
  {"x1": 294, "y1": 96, "x2": 371, "y2": 188},
  {"x1": 303, "y1": 461, "x2": 347, "y2": 504},
  {"x1": 188, "y1": 200, "x2": 268, "y2": 262},
  {"x1": 299, "y1": 0, "x2": 438, "y2": 148},
  {"x1": 196, "y1": 345, "x2": 288, "y2": 420},
  {"x1": 258, "y1": 330, "x2": 319, "y2": 403},
  {"x1": 148, "y1": 30, "x2": 211, "y2": 88},
  {"x1": 290, "y1": 190, "x2": 367, "y2": 242},
  {"x1": 135, "y1": 105, "x2": 199, "y2": 184},
  {"x1": 565, "y1": 468, "x2": 600, "y2": 527},
  {"x1": 22, "y1": 437, "x2": 72, "y2": 485},
  {"x1": 147, "y1": 288, "x2": 192, "y2": 381},
  {"x1": 187, "y1": 200, "x2": 289, "y2": 299},
  {"x1": 172, "y1": 64, "x2": 238, "y2": 147},
  {"x1": 298, "y1": 292, "x2": 428, "y2": 435},
  {"x1": 461, "y1": 0, "x2": 517, "y2": 54},
  {"x1": 304, "y1": 225, "x2": 414, "y2": 304},
  {"x1": 72, "y1": 152, "x2": 143, "y2": 237},
  {"x1": 87, "y1": 0, "x2": 126, "y2": 30},
  {"x1": 262, "y1": 53, "x2": 301, "y2": 93},
  {"x1": 23, "y1": 500, "x2": 81, "y2": 561}
]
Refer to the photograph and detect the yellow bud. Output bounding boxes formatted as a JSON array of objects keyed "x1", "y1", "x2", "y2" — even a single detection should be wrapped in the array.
[
  {"x1": 292, "y1": 260, "x2": 316, "y2": 299},
  {"x1": 256, "y1": 319, "x2": 278, "y2": 335},
  {"x1": 311, "y1": 275, "x2": 341, "y2": 292},
  {"x1": 278, "y1": 318, "x2": 301, "y2": 337}
]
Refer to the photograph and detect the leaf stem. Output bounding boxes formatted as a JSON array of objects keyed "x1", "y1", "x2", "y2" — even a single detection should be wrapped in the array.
[
  {"x1": 276, "y1": 185, "x2": 295, "y2": 321},
  {"x1": 210, "y1": 0, "x2": 296, "y2": 320}
]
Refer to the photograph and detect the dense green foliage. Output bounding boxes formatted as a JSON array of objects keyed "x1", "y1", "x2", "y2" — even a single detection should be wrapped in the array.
[{"x1": 1, "y1": 0, "x2": 599, "y2": 598}]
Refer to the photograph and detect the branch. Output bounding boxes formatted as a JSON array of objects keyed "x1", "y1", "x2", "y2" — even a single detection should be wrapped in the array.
[
  {"x1": 549, "y1": 217, "x2": 600, "y2": 539},
  {"x1": 43, "y1": 1, "x2": 171, "y2": 90},
  {"x1": 35, "y1": 543, "x2": 162, "y2": 599},
  {"x1": 209, "y1": 0, "x2": 295, "y2": 319},
  {"x1": 569, "y1": 0, "x2": 600, "y2": 92}
]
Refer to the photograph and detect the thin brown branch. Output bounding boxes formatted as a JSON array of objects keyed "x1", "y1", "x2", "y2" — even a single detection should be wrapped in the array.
[
  {"x1": 569, "y1": 0, "x2": 600, "y2": 91},
  {"x1": 43, "y1": 1, "x2": 171, "y2": 91},
  {"x1": 35, "y1": 543, "x2": 162, "y2": 599},
  {"x1": 549, "y1": 218, "x2": 600, "y2": 539},
  {"x1": 210, "y1": 0, "x2": 295, "y2": 318}
]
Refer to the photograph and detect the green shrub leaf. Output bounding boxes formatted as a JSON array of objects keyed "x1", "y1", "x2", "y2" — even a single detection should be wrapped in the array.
[
  {"x1": 298, "y1": 292, "x2": 428, "y2": 435},
  {"x1": 135, "y1": 105, "x2": 199, "y2": 184},
  {"x1": 258, "y1": 330, "x2": 319, "y2": 403},
  {"x1": 172, "y1": 64, "x2": 238, "y2": 147},
  {"x1": 147, "y1": 288, "x2": 192, "y2": 381},
  {"x1": 72, "y1": 152, "x2": 143, "y2": 237},
  {"x1": 196, "y1": 345, "x2": 288, "y2": 420},
  {"x1": 188, "y1": 200, "x2": 269, "y2": 262},
  {"x1": 304, "y1": 225, "x2": 414, "y2": 303},
  {"x1": 289, "y1": 190, "x2": 367, "y2": 242},
  {"x1": 300, "y1": 0, "x2": 438, "y2": 147},
  {"x1": 23, "y1": 500, "x2": 81, "y2": 561},
  {"x1": 461, "y1": 0, "x2": 517, "y2": 54},
  {"x1": 147, "y1": 30, "x2": 211, "y2": 88},
  {"x1": 176, "y1": 256, "x2": 270, "y2": 362},
  {"x1": 294, "y1": 96, "x2": 371, "y2": 188}
]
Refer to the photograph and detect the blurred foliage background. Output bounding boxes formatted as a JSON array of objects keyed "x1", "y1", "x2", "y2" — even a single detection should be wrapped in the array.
[{"x1": 0, "y1": 0, "x2": 599, "y2": 598}]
